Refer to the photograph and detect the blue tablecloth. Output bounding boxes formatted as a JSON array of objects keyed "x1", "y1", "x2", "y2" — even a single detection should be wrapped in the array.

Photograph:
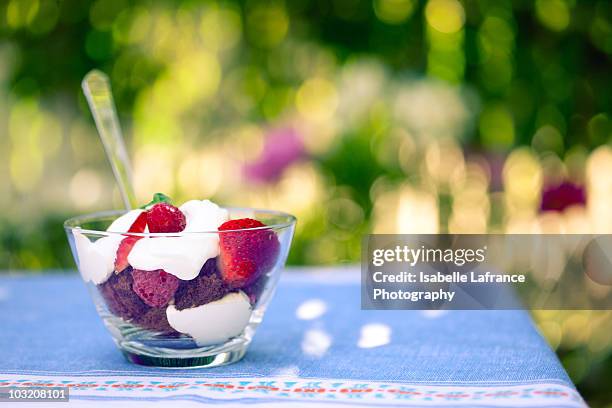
[{"x1": 0, "y1": 269, "x2": 584, "y2": 407}]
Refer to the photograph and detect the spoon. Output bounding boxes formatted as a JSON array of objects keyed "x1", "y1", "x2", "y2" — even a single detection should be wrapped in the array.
[{"x1": 82, "y1": 70, "x2": 138, "y2": 210}]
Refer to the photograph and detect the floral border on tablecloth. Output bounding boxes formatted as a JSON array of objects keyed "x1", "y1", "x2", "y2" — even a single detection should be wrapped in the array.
[{"x1": 0, "y1": 375, "x2": 586, "y2": 407}]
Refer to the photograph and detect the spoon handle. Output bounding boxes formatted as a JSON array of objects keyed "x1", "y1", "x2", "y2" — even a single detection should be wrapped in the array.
[{"x1": 82, "y1": 70, "x2": 137, "y2": 210}]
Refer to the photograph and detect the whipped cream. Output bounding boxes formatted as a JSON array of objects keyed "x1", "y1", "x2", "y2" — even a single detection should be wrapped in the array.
[
  {"x1": 73, "y1": 231, "x2": 121, "y2": 284},
  {"x1": 166, "y1": 291, "x2": 252, "y2": 346},
  {"x1": 72, "y1": 210, "x2": 144, "y2": 285},
  {"x1": 128, "y1": 200, "x2": 228, "y2": 280},
  {"x1": 180, "y1": 200, "x2": 229, "y2": 233},
  {"x1": 127, "y1": 236, "x2": 217, "y2": 280}
]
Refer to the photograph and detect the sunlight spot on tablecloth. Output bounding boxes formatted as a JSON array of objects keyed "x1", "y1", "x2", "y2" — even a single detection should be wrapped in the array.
[
  {"x1": 273, "y1": 365, "x2": 300, "y2": 378},
  {"x1": 421, "y1": 310, "x2": 448, "y2": 318},
  {"x1": 296, "y1": 299, "x2": 327, "y2": 320},
  {"x1": 301, "y1": 329, "x2": 332, "y2": 358},
  {"x1": 0, "y1": 286, "x2": 8, "y2": 301},
  {"x1": 357, "y1": 323, "x2": 391, "y2": 349}
]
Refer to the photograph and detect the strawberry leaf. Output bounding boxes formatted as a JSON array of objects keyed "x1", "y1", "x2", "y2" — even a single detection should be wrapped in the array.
[{"x1": 140, "y1": 193, "x2": 172, "y2": 209}]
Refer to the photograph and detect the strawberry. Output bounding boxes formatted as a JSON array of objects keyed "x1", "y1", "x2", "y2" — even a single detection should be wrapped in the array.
[
  {"x1": 218, "y1": 218, "x2": 280, "y2": 289},
  {"x1": 114, "y1": 211, "x2": 148, "y2": 273},
  {"x1": 147, "y1": 203, "x2": 186, "y2": 233}
]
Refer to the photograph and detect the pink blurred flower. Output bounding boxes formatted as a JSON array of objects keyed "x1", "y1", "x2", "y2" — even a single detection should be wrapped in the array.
[
  {"x1": 243, "y1": 127, "x2": 306, "y2": 183},
  {"x1": 540, "y1": 181, "x2": 586, "y2": 213}
]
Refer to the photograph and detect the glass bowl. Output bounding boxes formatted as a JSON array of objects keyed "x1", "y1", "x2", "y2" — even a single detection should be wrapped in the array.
[{"x1": 64, "y1": 207, "x2": 296, "y2": 368}]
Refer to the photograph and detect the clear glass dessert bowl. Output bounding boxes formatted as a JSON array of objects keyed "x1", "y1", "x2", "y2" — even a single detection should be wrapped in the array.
[{"x1": 64, "y1": 204, "x2": 296, "y2": 368}]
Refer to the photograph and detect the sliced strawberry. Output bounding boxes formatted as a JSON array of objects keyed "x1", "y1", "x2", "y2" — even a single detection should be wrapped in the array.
[
  {"x1": 114, "y1": 236, "x2": 140, "y2": 273},
  {"x1": 128, "y1": 211, "x2": 148, "y2": 233},
  {"x1": 218, "y1": 218, "x2": 280, "y2": 289},
  {"x1": 114, "y1": 211, "x2": 148, "y2": 273}
]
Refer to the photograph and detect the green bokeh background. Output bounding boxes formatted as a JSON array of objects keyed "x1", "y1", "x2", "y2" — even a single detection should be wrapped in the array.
[{"x1": 0, "y1": 0, "x2": 611, "y2": 405}]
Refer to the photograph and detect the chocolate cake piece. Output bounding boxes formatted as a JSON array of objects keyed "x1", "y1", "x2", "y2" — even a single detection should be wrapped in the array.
[
  {"x1": 174, "y1": 258, "x2": 231, "y2": 311},
  {"x1": 98, "y1": 268, "x2": 148, "y2": 321},
  {"x1": 134, "y1": 307, "x2": 177, "y2": 334}
]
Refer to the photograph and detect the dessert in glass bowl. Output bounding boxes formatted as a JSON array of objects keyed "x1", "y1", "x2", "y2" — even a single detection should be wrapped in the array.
[{"x1": 64, "y1": 193, "x2": 296, "y2": 367}]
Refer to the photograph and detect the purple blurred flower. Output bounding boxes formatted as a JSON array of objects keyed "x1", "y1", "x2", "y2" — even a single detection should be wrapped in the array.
[
  {"x1": 540, "y1": 181, "x2": 587, "y2": 213},
  {"x1": 243, "y1": 127, "x2": 306, "y2": 183}
]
